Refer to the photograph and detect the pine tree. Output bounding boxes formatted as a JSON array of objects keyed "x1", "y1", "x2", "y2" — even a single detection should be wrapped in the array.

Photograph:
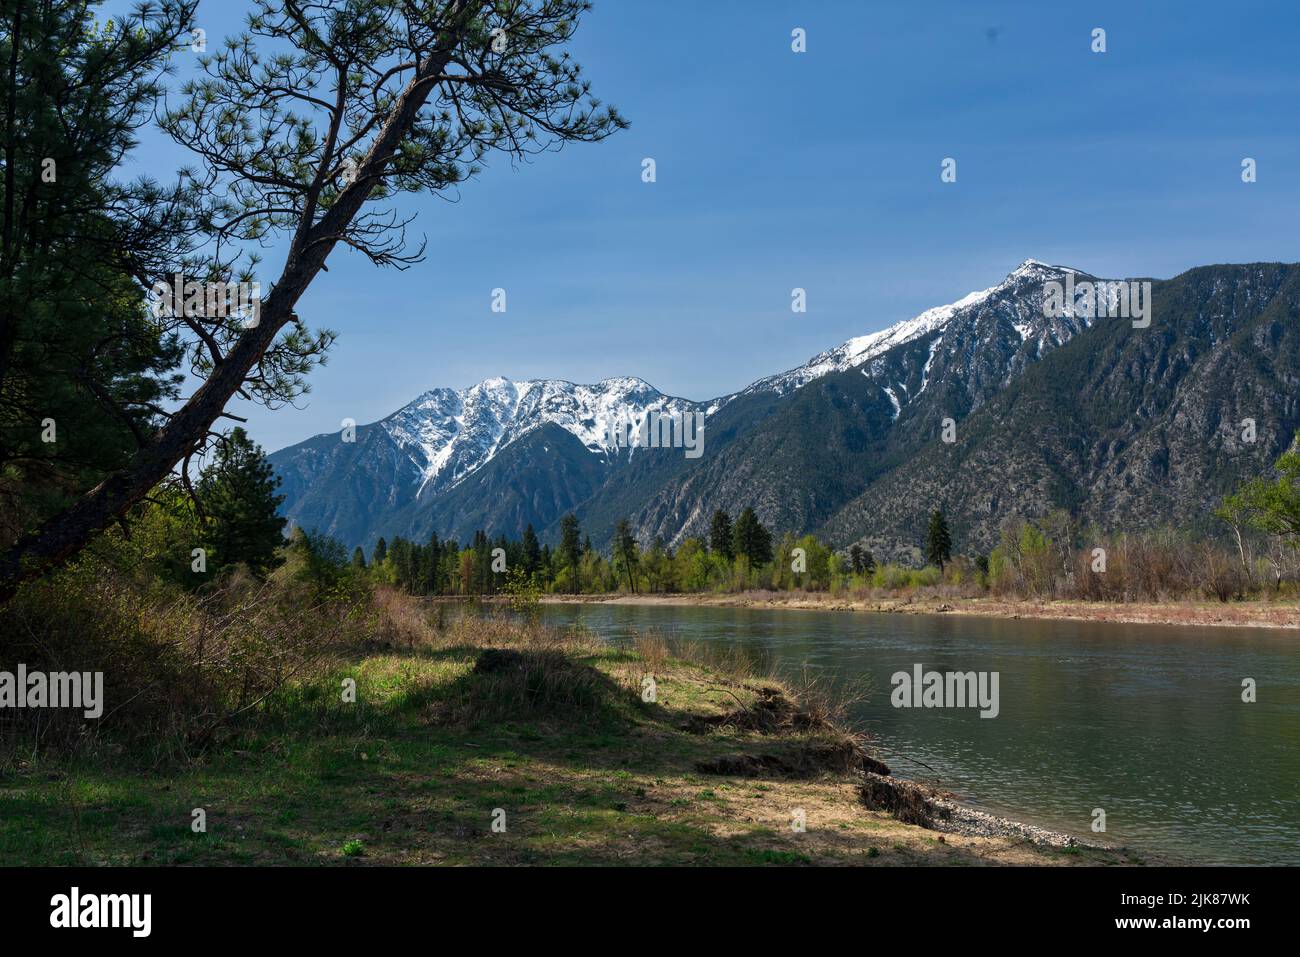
[
  {"x1": 850, "y1": 544, "x2": 864, "y2": 575},
  {"x1": 709, "y1": 509, "x2": 734, "y2": 560},
  {"x1": 925, "y1": 509, "x2": 953, "y2": 571},
  {"x1": 522, "y1": 523, "x2": 541, "y2": 576},
  {"x1": 732, "y1": 507, "x2": 773, "y2": 566},
  {"x1": 425, "y1": 532, "x2": 441, "y2": 593},
  {"x1": 352, "y1": 546, "x2": 366, "y2": 570},
  {"x1": 0, "y1": 0, "x2": 194, "y2": 541},
  {"x1": 373, "y1": 537, "x2": 388, "y2": 565},
  {"x1": 560, "y1": 513, "x2": 582, "y2": 592},
  {"x1": 614, "y1": 518, "x2": 639, "y2": 593},
  {"x1": 2, "y1": 0, "x2": 624, "y2": 598},
  {"x1": 196, "y1": 428, "x2": 286, "y2": 574},
  {"x1": 472, "y1": 530, "x2": 490, "y2": 595}
]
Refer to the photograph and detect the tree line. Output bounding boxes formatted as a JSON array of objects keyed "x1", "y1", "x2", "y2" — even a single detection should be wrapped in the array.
[{"x1": 80, "y1": 411, "x2": 1300, "y2": 606}]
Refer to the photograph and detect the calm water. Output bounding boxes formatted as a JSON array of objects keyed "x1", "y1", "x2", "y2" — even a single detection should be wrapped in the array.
[{"x1": 540, "y1": 603, "x2": 1300, "y2": 865}]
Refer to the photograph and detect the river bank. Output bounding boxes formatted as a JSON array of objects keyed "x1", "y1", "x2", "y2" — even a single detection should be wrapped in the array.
[
  {"x1": 0, "y1": 602, "x2": 1135, "y2": 867},
  {"x1": 541, "y1": 591, "x2": 1300, "y2": 630}
]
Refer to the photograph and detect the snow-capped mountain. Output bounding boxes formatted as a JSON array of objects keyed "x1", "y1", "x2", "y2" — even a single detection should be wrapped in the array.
[
  {"x1": 382, "y1": 259, "x2": 1094, "y2": 499},
  {"x1": 380, "y1": 376, "x2": 704, "y2": 499},
  {"x1": 744, "y1": 259, "x2": 1088, "y2": 398},
  {"x1": 270, "y1": 258, "x2": 1099, "y2": 549},
  {"x1": 270, "y1": 258, "x2": 1300, "y2": 556}
]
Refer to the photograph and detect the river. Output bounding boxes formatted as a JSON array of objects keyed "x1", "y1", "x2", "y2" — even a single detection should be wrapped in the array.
[{"x1": 539, "y1": 602, "x2": 1300, "y2": 865}]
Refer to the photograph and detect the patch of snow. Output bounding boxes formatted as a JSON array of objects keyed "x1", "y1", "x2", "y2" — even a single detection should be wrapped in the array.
[
  {"x1": 918, "y1": 337, "x2": 942, "y2": 394},
  {"x1": 883, "y1": 386, "x2": 900, "y2": 419}
]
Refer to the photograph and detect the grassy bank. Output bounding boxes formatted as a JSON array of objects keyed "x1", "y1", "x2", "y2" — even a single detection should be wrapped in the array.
[
  {"x1": 0, "y1": 585, "x2": 1134, "y2": 866},
  {"x1": 545, "y1": 592, "x2": 1300, "y2": 630}
]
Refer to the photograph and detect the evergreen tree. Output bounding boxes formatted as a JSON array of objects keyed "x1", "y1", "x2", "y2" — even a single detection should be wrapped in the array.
[
  {"x1": 0, "y1": 0, "x2": 195, "y2": 542},
  {"x1": 373, "y1": 536, "x2": 388, "y2": 565},
  {"x1": 424, "y1": 532, "x2": 441, "y2": 593},
  {"x1": 522, "y1": 523, "x2": 541, "y2": 575},
  {"x1": 352, "y1": 546, "x2": 366, "y2": 570},
  {"x1": 1, "y1": 0, "x2": 624, "y2": 599},
  {"x1": 846, "y1": 544, "x2": 876, "y2": 577},
  {"x1": 732, "y1": 507, "x2": 773, "y2": 566},
  {"x1": 391, "y1": 536, "x2": 413, "y2": 589},
  {"x1": 613, "y1": 518, "x2": 639, "y2": 593},
  {"x1": 472, "y1": 530, "x2": 490, "y2": 594},
  {"x1": 926, "y1": 509, "x2": 953, "y2": 571},
  {"x1": 559, "y1": 513, "x2": 582, "y2": 592},
  {"x1": 709, "y1": 509, "x2": 734, "y2": 560},
  {"x1": 196, "y1": 428, "x2": 286, "y2": 574}
]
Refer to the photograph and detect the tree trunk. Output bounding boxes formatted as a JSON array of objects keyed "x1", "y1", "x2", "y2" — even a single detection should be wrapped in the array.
[{"x1": 0, "y1": 38, "x2": 461, "y2": 601}]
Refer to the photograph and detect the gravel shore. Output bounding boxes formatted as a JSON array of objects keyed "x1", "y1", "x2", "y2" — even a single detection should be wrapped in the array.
[{"x1": 931, "y1": 796, "x2": 1105, "y2": 849}]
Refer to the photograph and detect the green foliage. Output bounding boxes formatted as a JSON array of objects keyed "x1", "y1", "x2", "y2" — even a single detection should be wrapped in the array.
[
  {"x1": 924, "y1": 509, "x2": 952, "y2": 571},
  {"x1": 502, "y1": 565, "x2": 542, "y2": 616},
  {"x1": 673, "y1": 537, "x2": 712, "y2": 591},
  {"x1": 793, "y1": 534, "x2": 832, "y2": 590},
  {"x1": 732, "y1": 507, "x2": 773, "y2": 566},
  {"x1": 277, "y1": 528, "x2": 355, "y2": 599},
  {"x1": 196, "y1": 428, "x2": 287, "y2": 575},
  {"x1": 871, "y1": 563, "x2": 941, "y2": 589},
  {"x1": 1017, "y1": 521, "x2": 1054, "y2": 596},
  {"x1": 1220, "y1": 433, "x2": 1300, "y2": 546},
  {"x1": 521, "y1": 523, "x2": 542, "y2": 575},
  {"x1": 559, "y1": 513, "x2": 582, "y2": 592},
  {"x1": 848, "y1": 544, "x2": 874, "y2": 576},
  {"x1": 0, "y1": 0, "x2": 194, "y2": 542},
  {"x1": 709, "y1": 509, "x2": 734, "y2": 560},
  {"x1": 613, "y1": 519, "x2": 639, "y2": 592}
]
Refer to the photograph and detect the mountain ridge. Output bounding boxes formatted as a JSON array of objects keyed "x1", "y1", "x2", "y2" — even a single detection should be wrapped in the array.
[{"x1": 270, "y1": 259, "x2": 1298, "y2": 557}]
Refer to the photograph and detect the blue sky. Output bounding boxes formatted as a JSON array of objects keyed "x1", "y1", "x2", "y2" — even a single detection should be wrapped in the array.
[{"x1": 114, "y1": 0, "x2": 1300, "y2": 452}]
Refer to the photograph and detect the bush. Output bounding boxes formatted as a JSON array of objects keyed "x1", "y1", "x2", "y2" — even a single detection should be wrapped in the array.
[{"x1": 0, "y1": 553, "x2": 370, "y2": 766}]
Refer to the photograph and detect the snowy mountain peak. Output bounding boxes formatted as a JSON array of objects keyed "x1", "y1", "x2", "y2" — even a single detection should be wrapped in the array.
[
  {"x1": 379, "y1": 375, "x2": 701, "y2": 497},
  {"x1": 298, "y1": 260, "x2": 1101, "y2": 510},
  {"x1": 745, "y1": 259, "x2": 1084, "y2": 397}
]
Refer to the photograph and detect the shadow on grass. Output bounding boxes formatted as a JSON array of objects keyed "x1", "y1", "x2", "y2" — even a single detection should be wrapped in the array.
[{"x1": 0, "y1": 644, "x2": 972, "y2": 866}]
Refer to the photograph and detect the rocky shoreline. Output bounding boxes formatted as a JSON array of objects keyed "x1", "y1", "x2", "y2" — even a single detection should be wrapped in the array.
[
  {"x1": 933, "y1": 797, "x2": 1102, "y2": 849},
  {"x1": 859, "y1": 770, "x2": 1118, "y2": 853}
]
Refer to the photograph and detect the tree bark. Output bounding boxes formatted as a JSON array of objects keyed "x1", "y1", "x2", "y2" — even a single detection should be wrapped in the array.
[{"x1": 0, "y1": 32, "x2": 465, "y2": 601}]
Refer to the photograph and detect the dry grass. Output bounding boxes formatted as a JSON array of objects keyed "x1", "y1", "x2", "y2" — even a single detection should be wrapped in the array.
[{"x1": 2, "y1": 579, "x2": 1146, "y2": 867}]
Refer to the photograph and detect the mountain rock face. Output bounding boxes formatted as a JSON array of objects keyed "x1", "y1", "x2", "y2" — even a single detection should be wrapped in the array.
[
  {"x1": 272, "y1": 375, "x2": 704, "y2": 549},
  {"x1": 270, "y1": 260, "x2": 1300, "y2": 559}
]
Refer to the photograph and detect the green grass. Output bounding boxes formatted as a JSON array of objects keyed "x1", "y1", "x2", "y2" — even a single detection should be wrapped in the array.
[{"x1": 0, "y1": 633, "x2": 1133, "y2": 867}]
